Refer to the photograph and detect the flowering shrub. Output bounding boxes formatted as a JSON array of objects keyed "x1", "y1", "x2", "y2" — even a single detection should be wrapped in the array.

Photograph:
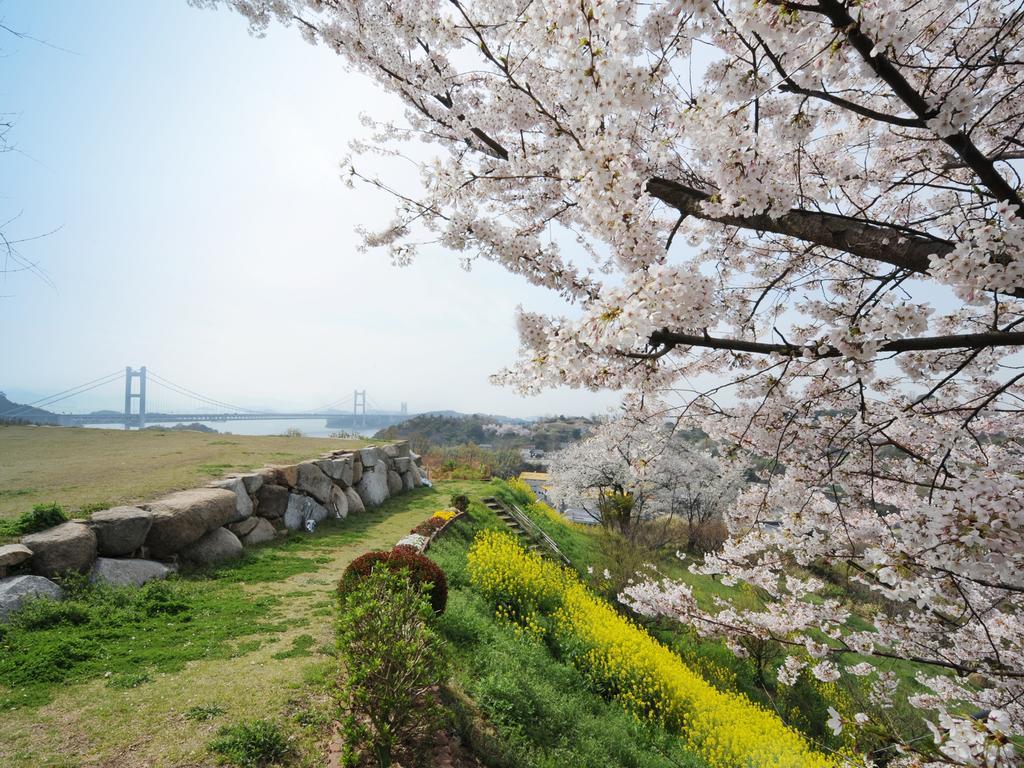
[
  {"x1": 468, "y1": 530, "x2": 835, "y2": 768},
  {"x1": 337, "y1": 567, "x2": 448, "y2": 767},
  {"x1": 339, "y1": 548, "x2": 448, "y2": 614},
  {"x1": 432, "y1": 509, "x2": 458, "y2": 523}
]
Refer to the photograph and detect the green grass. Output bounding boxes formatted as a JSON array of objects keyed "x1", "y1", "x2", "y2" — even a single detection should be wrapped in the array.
[
  {"x1": 0, "y1": 480, "x2": 492, "y2": 768},
  {"x1": 0, "y1": 424, "x2": 371, "y2": 522},
  {"x1": 0, "y1": 576, "x2": 285, "y2": 711},
  {"x1": 426, "y1": 499, "x2": 709, "y2": 768},
  {"x1": 209, "y1": 719, "x2": 292, "y2": 768}
]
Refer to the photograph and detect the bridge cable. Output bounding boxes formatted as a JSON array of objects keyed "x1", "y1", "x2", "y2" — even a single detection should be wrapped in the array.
[
  {"x1": 145, "y1": 371, "x2": 257, "y2": 414},
  {"x1": 0, "y1": 370, "x2": 124, "y2": 419}
]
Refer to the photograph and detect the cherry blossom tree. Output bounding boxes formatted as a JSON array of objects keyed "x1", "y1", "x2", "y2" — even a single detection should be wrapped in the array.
[
  {"x1": 194, "y1": 0, "x2": 1023, "y2": 763},
  {"x1": 548, "y1": 419, "x2": 742, "y2": 550}
]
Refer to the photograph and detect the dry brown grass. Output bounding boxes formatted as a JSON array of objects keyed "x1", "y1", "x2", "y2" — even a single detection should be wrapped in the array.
[{"x1": 0, "y1": 425, "x2": 368, "y2": 521}]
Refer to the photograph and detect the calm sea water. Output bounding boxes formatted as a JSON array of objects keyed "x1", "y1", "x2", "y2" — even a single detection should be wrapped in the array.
[{"x1": 85, "y1": 418, "x2": 380, "y2": 439}]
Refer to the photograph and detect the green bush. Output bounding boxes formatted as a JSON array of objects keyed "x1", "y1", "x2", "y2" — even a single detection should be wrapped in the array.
[
  {"x1": 0, "y1": 502, "x2": 68, "y2": 537},
  {"x1": 450, "y1": 494, "x2": 470, "y2": 513},
  {"x1": 209, "y1": 719, "x2": 292, "y2": 767},
  {"x1": 337, "y1": 567, "x2": 449, "y2": 768}
]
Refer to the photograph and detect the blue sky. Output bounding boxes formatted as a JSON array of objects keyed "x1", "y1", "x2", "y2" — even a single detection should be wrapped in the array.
[{"x1": 0, "y1": 0, "x2": 622, "y2": 418}]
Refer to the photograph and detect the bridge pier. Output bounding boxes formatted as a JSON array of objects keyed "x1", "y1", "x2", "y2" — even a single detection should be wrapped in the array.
[{"x1": 123, "y1": 367, "x2": 147, "y2": 430}]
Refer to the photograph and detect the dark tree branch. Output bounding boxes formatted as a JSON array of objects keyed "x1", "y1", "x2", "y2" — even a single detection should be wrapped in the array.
[
  {"x1": 645, "y1": 177, "x2": 949, "y2": 273},
  {"x1": 638, "y1": 328, "x2": 1024, "y2": 359}
]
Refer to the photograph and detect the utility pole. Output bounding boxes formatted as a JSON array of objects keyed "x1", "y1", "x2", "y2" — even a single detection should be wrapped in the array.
[{"x1": 124, "y1": 367, "x2": 147, "y2": 430}]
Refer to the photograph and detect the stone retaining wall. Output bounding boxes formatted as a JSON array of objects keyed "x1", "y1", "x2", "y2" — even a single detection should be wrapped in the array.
[{"x1": 0, "y1": 442, "x2": 425, "y2": 620}]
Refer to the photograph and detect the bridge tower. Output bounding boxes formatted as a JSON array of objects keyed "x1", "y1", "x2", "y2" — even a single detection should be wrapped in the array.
[
  {"x1": 353, "y1": 389, "x2": 366, "y2": 426},
  {"x1": 124, "y1": 367, "x2": 147, "y2": 430}
]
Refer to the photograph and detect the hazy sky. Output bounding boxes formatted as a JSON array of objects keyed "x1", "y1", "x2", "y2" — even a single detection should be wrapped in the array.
[{"x1": 1, "y1": 1, "x2": 624, "y2": 418}]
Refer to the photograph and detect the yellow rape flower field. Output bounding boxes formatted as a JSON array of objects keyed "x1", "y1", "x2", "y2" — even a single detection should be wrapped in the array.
[{"x1": 467, "y1": 530, "x2": 840, "y2": 768}]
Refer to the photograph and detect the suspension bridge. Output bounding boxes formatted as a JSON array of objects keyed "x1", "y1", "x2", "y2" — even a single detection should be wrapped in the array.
[{"x1": 0, "y1": 367, "x2": 412, "y2": 430}]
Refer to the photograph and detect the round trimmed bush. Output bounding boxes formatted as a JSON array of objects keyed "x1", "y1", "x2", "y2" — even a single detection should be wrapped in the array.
[{"x1": 339, "y1": 548, "x2": 448, "y2": 614}]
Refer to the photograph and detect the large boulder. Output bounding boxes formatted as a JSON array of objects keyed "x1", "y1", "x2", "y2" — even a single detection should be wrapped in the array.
[
  {"x1": 344, "y1": 487, "x2": 365, "y2": 515},
  {"x1": 22, "y1": 522, "x2": 97, "y2": 577},
  {"x1": 315, "y1": 456, "x2": 354, "y2": 487},
  {"x1": 387, "y1": 469, "x2": 404, "y2": 497},
  {"x1": 383, "y1": 444, "x2": 399, "y2": 459},
  {"x1": 295, "y1": 463, "x2": 333, "y2": 505},
  {"x1": 240, "y1": 473, "x2": 264, "y2": 496},
  {"x1": 89, "y1": 506, "x2": 152, "y2": 557},
  {"x1": 255, "y1": 483, "x2": 289, "y2": 519},
  {"x1": 393, "y1": 457, "x2": 412, "y2": 473},
  {"x1": 328, "y1": 485, "x2": 349, "y2": 520},
  {"x1": 179, "y1": 527, "x2": 243, "y2": 567},
  {"x1": 0, "y1": 544, "x2": 33, "y2": 575},
  {"x1": 355, "y1": 466, "x2": 390, "y2": 508},
  {"x1": 0, "y1": 575, "x2": 63, "y2": 620},
  {"x1": 90, "y1": 557, "x2": 172, "y2": 588},
  {"x1": 283, "y1": 494, "x2": 331, "y2": 531},
  {"x1": 144, "y1": 488, "x2": 237, "y2": 559},
  {"x1": 407, "y1": 462, "x2": 423, "y2": 486},
  {"x1": 394, "y1": 441, "x2": 412, "y2": 459},
  {"x1": 241, "y1": 518, "x2": 276, "y2": 546},
  {"x1": 210, "y1": 478, "x2": 253, "y2": 522},
  {"x1": 274, "y1": 464, "x2": 299, "y2": 488},
  {"x1": 352, "y1": 456, "x2": 363, "y2": 485},
  {"x1": 358, "y1": 448, "x2": 379, "y2": 468},
  {"x1": 401, "y1": 471, "x2": 417, "y2": 492}
]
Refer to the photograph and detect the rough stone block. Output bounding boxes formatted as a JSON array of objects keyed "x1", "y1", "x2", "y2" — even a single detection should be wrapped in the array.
[
  {"x1": 89, "y1": 506, "x2": 152, "y2": 557},
  {"x1": 355, "y1": 466, "x2": 389, "y2": 508},
  {"x1": 210, "y1": 477, "x2": 253, "y2": 522},
  {"x1": 90, "y1": 557, "x2": 172, "y2": 588},
  {"x1": 179, "y1": 527, "x2": 243, "y2": 567},
  {"x1": 143, "y1": 488, "x2": 236, "y2": 559},
  {"x1": 296, "y1": 462, "x2": 333, "y2": 505},
  {"x1": 0, "y1": 544, "x2": 33, "y2": 573},
  {"x1": 344, "y1": 487, "x2": 365, "y2": 515},
  {"x1": 0, "y1": 575, "x2": 63, "y2": 620},
  {"x1": 255, "y1": 483, "x2": 289, "y2": 519},
  {"x1": 329, "y1": 485, "x2": 349, "y2": 520},
  {"x1": 283, "y1": 494, "x2": 331, "y2": 531},
  {"x1": 22, "y1": 522, "x2": 97, "y2": 577},
  {"x1": 241, "y1": 518, "x2": 276, "y2": 546},
  {"x1": 387, "y1": 469, "x2": 403, "y2": 496}
]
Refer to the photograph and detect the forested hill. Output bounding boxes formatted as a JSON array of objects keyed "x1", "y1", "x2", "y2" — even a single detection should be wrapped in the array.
[
  {"x1": 374, "y1": 413, "x2": 598, "y2": 452},
  {"x1": 0, "y1": 393, "x2": 62, "y2": 425}
]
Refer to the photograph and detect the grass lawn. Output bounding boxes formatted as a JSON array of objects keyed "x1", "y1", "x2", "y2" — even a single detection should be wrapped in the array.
[
  {"x1": 0, "y1": 425, "x2": 370, "y2": 522},
  {"x1": 0, "y1": 479, "x2": 491, "y2": 768}
]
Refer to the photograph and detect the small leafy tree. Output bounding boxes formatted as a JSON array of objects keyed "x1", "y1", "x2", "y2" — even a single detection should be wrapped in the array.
[{"x1": 337, "y1": 567, "x2": 449, "y2": 767}]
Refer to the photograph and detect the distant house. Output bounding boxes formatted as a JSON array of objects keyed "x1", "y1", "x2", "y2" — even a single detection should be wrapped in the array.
[
  {"x1": 518, "y1": 471, "x2": 550, "y2": 497},
  {"x1": 518, "y1": 471, "x2": 599, "y2": 526}
]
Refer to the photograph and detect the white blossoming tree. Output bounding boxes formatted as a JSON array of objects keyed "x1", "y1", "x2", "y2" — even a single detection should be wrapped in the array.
[
  {"x1": 548, "y1": 419, "x2": 742, "y2": 551},
  {"x1": 194, "y1": 0, "x2": 1023, "y2": 763}
]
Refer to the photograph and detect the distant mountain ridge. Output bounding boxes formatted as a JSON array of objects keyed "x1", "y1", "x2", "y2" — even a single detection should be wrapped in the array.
[{"x1": 0, "y1": 393, "x2": 62, "y2": 425}]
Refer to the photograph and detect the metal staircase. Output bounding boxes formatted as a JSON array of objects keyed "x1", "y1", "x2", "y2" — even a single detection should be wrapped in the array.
[{"x1": 482, "y1": 496, "x2": 572, "y2": 567}]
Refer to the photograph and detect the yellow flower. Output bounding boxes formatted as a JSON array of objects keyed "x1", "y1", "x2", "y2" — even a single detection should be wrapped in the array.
[{"x1": 468, "y1": 531, "x2": 838, "y2": 768}]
